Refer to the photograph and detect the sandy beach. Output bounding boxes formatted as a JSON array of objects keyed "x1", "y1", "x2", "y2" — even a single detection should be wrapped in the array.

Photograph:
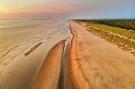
[
  {"x1": 0, "y1": 20, "x2": 135, "y2": 89},
  {"x1": 70, "y1": 22, "x2": 135, "y2": 89}
]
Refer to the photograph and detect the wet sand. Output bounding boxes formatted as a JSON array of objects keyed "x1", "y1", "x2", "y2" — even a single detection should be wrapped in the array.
[
  {"x1": 59, "y1": 40, "x2": 74, "y2": 89},
  {"x1": 0, "y1": 20, "x2": 71, "y2": 89}
]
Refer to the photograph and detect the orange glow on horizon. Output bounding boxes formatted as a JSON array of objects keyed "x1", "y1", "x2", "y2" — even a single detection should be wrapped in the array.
[{"x1": 0, "y1": 6, "x2": 11, "y2": 14}]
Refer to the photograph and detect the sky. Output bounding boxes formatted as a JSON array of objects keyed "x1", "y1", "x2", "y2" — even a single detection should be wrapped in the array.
[{"x1": 0, "y1": 0, "x2": 135, "y2": 19}]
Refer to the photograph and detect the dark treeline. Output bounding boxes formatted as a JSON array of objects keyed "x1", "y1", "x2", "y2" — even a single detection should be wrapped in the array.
[{"x1": 77, "y1": 19, "x2": 135, "y2": 31}]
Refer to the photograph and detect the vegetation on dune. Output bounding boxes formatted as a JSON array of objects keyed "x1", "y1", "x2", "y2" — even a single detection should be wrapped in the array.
[
  {"x1": 76, "y1": 19, "x2": 135, "y2": 30},
  {"x1": 87, "y1": 23, "x2": 135, "y2": 40},
  {"x1": 91, "y1": 20, "x2": 135, "y2": 31}
]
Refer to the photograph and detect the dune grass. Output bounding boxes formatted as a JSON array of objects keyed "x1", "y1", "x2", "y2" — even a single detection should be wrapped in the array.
[
  {"x1": 90, "y1": 20, "x2": 135, "y2": 30},
  {"x1": 87, "y1": 23, "x2": 135, "y2": 40},
  {"x1": 75, "y1": 20, "x2": 135, "y2": 55}
]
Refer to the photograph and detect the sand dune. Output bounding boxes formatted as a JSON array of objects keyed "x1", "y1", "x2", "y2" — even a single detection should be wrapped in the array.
[{"x1": 32, "y1": 40, "x2": 65, "y2": 89}]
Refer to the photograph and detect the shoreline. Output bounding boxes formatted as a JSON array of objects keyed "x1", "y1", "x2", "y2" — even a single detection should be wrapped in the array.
[{"x1": 69, "y1": 22, "x2": 89, "y2": 89}]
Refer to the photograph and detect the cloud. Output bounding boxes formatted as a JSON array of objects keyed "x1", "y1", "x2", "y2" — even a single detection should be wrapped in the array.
[
  {"x1": 0, "y1": 0, "x2": 135, "y2": 19},
  {"x1": 0, "y1": 3, "x2": 87, "y2": 19}
]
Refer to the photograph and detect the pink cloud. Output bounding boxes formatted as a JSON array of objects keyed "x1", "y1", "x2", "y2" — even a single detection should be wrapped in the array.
[
  {"x1": 0, "y1": 3, "x2": 87, "y2": 19},
  {"x1": 30, "y1": 3, "x2": 86, "y2": 13}
]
